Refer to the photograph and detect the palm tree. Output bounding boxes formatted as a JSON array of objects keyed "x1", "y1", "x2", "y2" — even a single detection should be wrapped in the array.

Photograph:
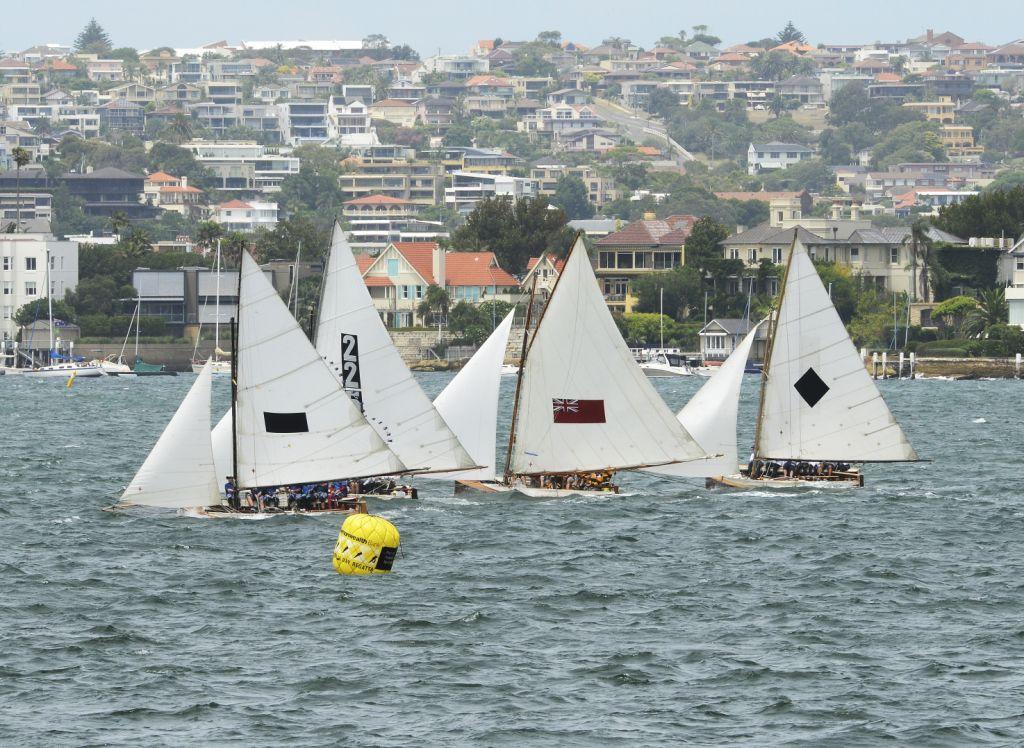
[
  {"x1": 417, "y1": 284, "x2": 450, "y2": 326},
  {"x1": 11, "y1": 147, "x2": 31, "y2": 232},
  {"x1": 968, "y1": 287, "x2": 1008, "y2": 334},
  {"x1": 109, "y1": 210, "x2": 130, "y2": 238},
  {"x1": 768, "y1": 93, "x2": 787, "y2": 118},
  {"x1": 168, "y1": 113, "x2": 193, "y2": 143},
  {"x1": 908, "y1": 220, "x2": 934, "y2": 302}
]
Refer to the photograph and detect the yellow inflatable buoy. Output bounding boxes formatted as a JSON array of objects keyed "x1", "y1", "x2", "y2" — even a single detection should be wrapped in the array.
[{"x1": 332, "y1": 514, "x2": 400, "y2": 575}]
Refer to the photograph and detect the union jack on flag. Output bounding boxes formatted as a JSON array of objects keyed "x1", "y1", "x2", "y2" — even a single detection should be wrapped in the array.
[{"x1": 552, "y1": 398, "x2": 605, "y2": 424}]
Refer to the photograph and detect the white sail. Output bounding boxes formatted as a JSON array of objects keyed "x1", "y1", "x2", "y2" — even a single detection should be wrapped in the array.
[
  {"x1": 429, "y1": 310, "x2": 515, "y2": 481},
  {"x1": 648, "y1": 322, "x2": 762, "y2": 478},
  {"x1": 509, "y1": 236, "x2": 707, "y2": 475},
  {"x1": 314, "y1": 223, "x2": 475, "y2": 473},
  {"x1": 211, "y1": 409, "x2": 231, "y2": 493},
  {"x1": 235, "y1": 251, "x2": 407, "y2": 489},
  {"x1": 757, "y1": 238, "x2": 918, "y2": 461},
  {"x1": 121, "y1": 360, "x2": 220, "y2": 508}
]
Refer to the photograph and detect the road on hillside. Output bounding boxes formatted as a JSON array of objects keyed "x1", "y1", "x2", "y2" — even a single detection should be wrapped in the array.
[{"x1": 592, "y1": 98, "x2": 695, "y2": 162}]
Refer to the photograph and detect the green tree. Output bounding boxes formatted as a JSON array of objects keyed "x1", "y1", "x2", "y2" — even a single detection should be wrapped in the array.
[
  {"x1": 65, "y1": 275, "x2": 120, "y2": 316},
  {"x1": 278, "y1": 145, "x2": 344, "y2": 218},
  {"x1": 683, "y1": 216, "x2": 730, "y2": 272},
  {"x1": 109, "y1": 211, "x2": 130, "y2": 237},
  {"x1": 148, "y1": 142, "x2": 211, "y2": 189},
  {"x1": 449, "y1": 196, "x2": 573, "y2": 274},
  {"x1": 252, "y1": 215, "x2": 329, "y2": 263},
  {"x1": 446, "y1": 301, "x2": 491, "y2": 344},
  {"x1": 762, "y1": 158, "x2": 836, "y2": 193},
  {"x1": 74, "y1": 18, "x2": 112, "y2": 55},
  {"x1": 968, "y1": 287, "x2": 1008, "y2": 332},
  {"x1": 631, "y1": 265, "x2": 703, "y2": 319},
  {"x1": 362, "y1": 33, "x2": 390, "y2": 49},
  {"x1": 417, "y1": 284, "x2": 450, "y2": 325},
  {"x1": 933, "y1": 295, "x2": 979, "y2": 338},
  {"x1": 776, "y1": 21, "x2": 806, "y2": 44},
  {"x1": 14, "y1": 298, "x2": 77, "y2": 326},
  {"x1": 871, "y1": 121, "x2": 945, "y2": 170},
  {"x1": 165, "y1": 113, "x2": 194, "y2": 144},
  {"x1": 550, "y1": 174, "x2": 595, "y2": 219},
  {"x1": 196, "y1": 221, "x2": 224, "y2": 253},
  {"x1": 933, "y1": 185, "x2": 1024, "y2": 239},
  {"x1": 536, "y1": 30, "x2": 562, "y2": 46}
]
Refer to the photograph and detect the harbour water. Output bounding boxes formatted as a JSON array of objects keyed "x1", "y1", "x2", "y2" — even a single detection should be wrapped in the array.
[{"x1": 1, "y1": 373, "x2": 1023, "y2": 745}]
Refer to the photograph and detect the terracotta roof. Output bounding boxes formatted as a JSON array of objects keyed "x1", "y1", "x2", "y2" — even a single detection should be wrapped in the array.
[
  {"x1": 771, "y1": 41, "x2": 815, "y2": 54},
  {"x1": 42, "y1": 59, "x2": 78, "y2": 71},
  {"x1": 160, "y1": 185, "x2": 203, "y2": 193},
  {"x1": 146, "y1": 171, "x2": 178, "y2": 183},
  {"x1": 445, "y1": 252, "x2": 518, "y2": 287},
  {"x1": 218, "y1": 199, "x2": 251, "y2": 209},
  {"x1": 596, "y1": 215, "x2": 697, "y2": 246},
  {"x1": 0, "y1": 57, "x2": 29, "y2": 68},
  {"x1": 343, "y1": 194, "x2": 412, "y2": 206},
  {"x1": 875, "y1": 72, "x2": 902, "y2": 82},
  {"x1": 392, "y1": 242, "x2": 437, "y2": 283},
  {"x1": 464, "y1": 75, "x2": 511, "y2": 87}
]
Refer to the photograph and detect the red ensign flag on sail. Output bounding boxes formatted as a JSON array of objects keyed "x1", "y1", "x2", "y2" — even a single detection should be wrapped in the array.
[{"x1": 552, "y1": 398, "x2": 606, "y2": 424}]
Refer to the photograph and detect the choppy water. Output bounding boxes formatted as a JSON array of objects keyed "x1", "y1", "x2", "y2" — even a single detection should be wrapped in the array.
[{"x1": 1, "y1": 372, "x2": 1023, "y2": 746}]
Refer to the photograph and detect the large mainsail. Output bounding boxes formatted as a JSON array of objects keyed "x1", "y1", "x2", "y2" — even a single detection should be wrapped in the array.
[
  {"x1": 234, "y1": 251, "x2": 407, "y2": 489},
  {"x1": 756, "y1": 238, "x2": 918, "y2": 461},
  {"x1": 431, "y1": 310, "x2": 515, "y2": 481},
  {"x1": 121, "y1": 360, "x2": 220, "y2": 508},
  {"x1": 649, "y1": 322, "x2": 762, "y2": 478},
  {"x1": 509, "y1": 236, "x2": 707, "y2": 475},
  {"x1": 314, "y1": 224, "x2": 475, "y2": 473}
]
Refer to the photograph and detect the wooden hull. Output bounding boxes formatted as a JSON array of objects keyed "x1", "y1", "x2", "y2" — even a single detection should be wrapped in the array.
[
  {"x1": 193, "y1": 499, "x2": 369, "y2": 518},
  {"x1": 454, "y1": 478, "x2": 619, "y2": 498},
  {"x1": 705, "y1": 472, "x2": 864, "y2": 490}
]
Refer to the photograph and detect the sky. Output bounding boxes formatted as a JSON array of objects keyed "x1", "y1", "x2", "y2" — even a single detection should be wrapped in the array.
[{"x1": 0, "y1": 0, "x2": 1017, "y2": 55}]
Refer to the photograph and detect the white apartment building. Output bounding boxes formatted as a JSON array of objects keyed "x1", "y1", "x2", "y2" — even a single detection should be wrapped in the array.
[
  {"x1": 444, "y1": 171, "x2": 537, "y2": 214},
  {"x1": 0, "y1": 232, "x2": 78, "y2": 340},
  {"x1": 183, "y1": 140, "x2": 300, "y2": 193},
  {"x1": 416, "y1": 55, "x2": 489, "y2": 80},
  {"x1": 212, "y1": 199, "x2": 278, "y2": 233}
]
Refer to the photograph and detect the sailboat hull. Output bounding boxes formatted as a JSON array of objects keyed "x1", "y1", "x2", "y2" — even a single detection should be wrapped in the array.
[
  {"x1": 706, "y1": 472, "x2": 863, "y2": 490},
  {"x1": 192, "y1": 499, "x2": 369, "y2": 518},
  {"x1": 454, "y1": 478, "x2": 620, "y2": 498},
  {"x1": 24, "y1": 364, "x2": 105, "y2": 378}
]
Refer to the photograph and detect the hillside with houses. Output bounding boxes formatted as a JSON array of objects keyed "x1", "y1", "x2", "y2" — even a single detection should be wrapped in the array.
[{"x1": 3, "y1": 18, "x2": 1024, "y2": 364}]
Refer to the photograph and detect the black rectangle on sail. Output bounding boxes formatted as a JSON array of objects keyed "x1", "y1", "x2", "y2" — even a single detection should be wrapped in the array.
[{"x1": 263, "y1": 412, "x2": 310, "y2": 433}]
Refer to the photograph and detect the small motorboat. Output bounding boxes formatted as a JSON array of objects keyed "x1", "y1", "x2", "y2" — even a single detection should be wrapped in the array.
[{"x1": 639, "y1": 352, "x2": 695, "y2": 377}]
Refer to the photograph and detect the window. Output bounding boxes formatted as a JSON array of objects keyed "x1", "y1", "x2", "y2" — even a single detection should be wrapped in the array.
[
  {"x1": 415, "y1": 285, "x2": 424, "y2": 299},
  {"x1": 772, "y1": 247, "x2": 784, "y2": 263},
  {"x1": 2, "y1": 306, "x2": 11, "y2": 320},
  {"x1": 1, "y1": 257, "x2": 9, "y2": 270},
  {"x1": 850, "y1": 246, "x2": 860, "y2": 260},
  {"x1": 728, "y1": 248, "x2": 740, "y2": 260},
  {"x1": 769, "y1": 278, "x2": 780, "y2": 296},
  {"x1": 25, "y1": 257, "x2": 36, "y2": 271},
  {"x1": 2, "y1": 281, "x2": 11, "y2": 295},
  {"x1": 890, "y1": 247, "x2": 899, "y2": 264},
  {"x1": 1016, "y1": 259, "x2": 1024, "y2": 271},
  {"x1": 616, "y1": 252, "x2": 633, "y2": 269},
  {"x1": 770, "y1": 151, "x2": 780, "y2": 158},
  {"x1": 400, "y1": 285, "x2": 411, "y2": 299},
  {"x1": 653, "y1": 251, "x2": 681, "y2": 269},
  {"x1": 748, "y1": 248, "x2": 758, "y2": 263},
  {"x1": 599, "y1": 251, "x2": 615, "y2": 269},
  {"x1": 777, "y1": 211, "x2": 784, "y2": 222},
  {"x1": 634, "y1": 252, "x2": 649, "y2": 269},
  {"x1": 386, "y1": 259, "x2": 399, "y2": 277},
  {"x1": 24, "y1": 281, "x2": 37, "y2": 296}
]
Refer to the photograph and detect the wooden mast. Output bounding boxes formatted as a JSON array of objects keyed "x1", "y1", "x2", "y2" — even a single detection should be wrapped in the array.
[
  {"x1": 503, "y1": 273, "x2": 538, "y2": 482},
  {"x1": 752, "y1": 233, "x2": 797, "y2": 460}
]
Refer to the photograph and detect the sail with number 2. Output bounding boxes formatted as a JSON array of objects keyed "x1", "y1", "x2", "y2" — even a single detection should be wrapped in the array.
[
  {"x1": 314, "y1": 223, "x2": 476, "y2": 474},
  {"x1": 507, "y1": 235, "x2": 707, "y2": 477}
]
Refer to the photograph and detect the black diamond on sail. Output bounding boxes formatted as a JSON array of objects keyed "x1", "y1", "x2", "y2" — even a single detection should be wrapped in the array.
[{"x1": 794, "y1": 367, "x2": 829, "y2": 407}]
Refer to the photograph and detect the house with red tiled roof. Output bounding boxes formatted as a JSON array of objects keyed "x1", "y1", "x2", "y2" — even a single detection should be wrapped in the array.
[
  {"x1": 593, "y1": 215, "x2": 697, "y2": 312},
  {"x1": 522, "y1": 255, "x2": 567, "y2": 294},
  {"x1": 357, "y1": 241, "x2": 519, "y2": 327},
  {"x1": 144, "y1": 172, "x2": 206, "y2": 216},
  {"x1": 212, "y1": 199, "x2": 277, "y2": 232}
]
